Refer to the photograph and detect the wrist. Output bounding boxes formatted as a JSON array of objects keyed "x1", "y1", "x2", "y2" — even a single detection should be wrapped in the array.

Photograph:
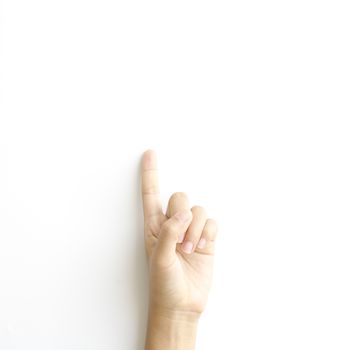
[
  {"x1": 145, "y1": 308, "x2": 199, "y2": 350},
  {"x1": 149, "y1": 306, "x2": 201, "y2": 323}
]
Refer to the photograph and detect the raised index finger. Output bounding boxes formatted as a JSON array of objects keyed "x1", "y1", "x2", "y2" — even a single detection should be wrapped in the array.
[{"x1": 141, "y1": 149, "x2": 163, "y2": 220}]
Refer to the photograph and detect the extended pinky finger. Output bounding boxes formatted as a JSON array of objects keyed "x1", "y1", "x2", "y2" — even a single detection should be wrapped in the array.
[{"x1": 196, "y1": 218, "x2": 218, "y2": 253}]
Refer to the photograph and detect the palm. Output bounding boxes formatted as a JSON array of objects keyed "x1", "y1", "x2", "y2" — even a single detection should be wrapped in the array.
[{"x1": 145, "y1": 215, "x2": 214, "y2": 313}]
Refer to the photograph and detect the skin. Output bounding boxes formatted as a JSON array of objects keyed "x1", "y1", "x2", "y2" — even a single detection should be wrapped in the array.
[{"x1": 141, "y1": 150, "x2": 218, "y2": 350}]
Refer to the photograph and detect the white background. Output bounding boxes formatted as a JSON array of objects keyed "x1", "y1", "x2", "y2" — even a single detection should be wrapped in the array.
[{"x1": 1, "y1": 1, "x2": 350, "y2": 349}]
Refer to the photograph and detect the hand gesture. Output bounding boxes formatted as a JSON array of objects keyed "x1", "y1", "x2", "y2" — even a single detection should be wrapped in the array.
[{"x1": 141, "y1": 150, "x2": 218, "y2": 318}]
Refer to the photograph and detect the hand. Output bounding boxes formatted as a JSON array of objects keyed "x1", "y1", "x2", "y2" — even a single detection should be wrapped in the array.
[{"x1": 141, "y1": 150, "x2": 218, "y2": 319}]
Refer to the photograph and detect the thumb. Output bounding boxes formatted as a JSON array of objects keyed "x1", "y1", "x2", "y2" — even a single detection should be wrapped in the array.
[{"x1": 154, "y1": 210, "x2": 192, "y2": 265}]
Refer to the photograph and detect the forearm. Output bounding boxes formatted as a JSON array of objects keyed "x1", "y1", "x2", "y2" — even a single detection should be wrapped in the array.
[{"x1": 145, "y1": 308, "x2": 199, "y2": 350}]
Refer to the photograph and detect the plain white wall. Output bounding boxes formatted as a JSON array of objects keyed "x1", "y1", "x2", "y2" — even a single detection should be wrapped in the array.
[{"x1": 1, "y1": 1, "x2": 349, "y2": 349}]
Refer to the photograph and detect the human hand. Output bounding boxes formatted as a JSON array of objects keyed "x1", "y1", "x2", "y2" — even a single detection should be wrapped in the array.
[{"x1": 141, "y1": 150, "x2": 218, "y2": 328}]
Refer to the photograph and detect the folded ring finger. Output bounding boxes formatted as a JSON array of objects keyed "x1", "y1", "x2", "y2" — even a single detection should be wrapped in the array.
[{"x1": 180, "y1": 206, "x2": 207, "y2": 254}]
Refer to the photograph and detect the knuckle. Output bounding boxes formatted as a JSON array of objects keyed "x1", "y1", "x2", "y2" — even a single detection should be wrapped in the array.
[
  {"x1": 208, "y1": 218, "x2": 218, "y2": 230},
  {"x1": 142, "y1": 185, "x2": 159, "y2": 195},
  {"x1": 191, "y1": 205, "x2": 207, "y2": 216},
  {"x1": 170, "y1": 192, "x2": 188, "y2": 200},
  {"x1": 161, "y1": 220, "x2": 177, "y2": 235},
  {"x1": 203, "y1": 218, "x2": 218, "y2": 238}
]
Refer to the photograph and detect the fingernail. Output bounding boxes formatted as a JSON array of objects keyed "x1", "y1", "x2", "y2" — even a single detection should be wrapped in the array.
[
  {"x1": 182, "y1": 241, "x2": 193, "y2": 254},
  {"x1": 175, "y1": 210, "x2": 191, "y2": 223},
  {"x1": 197, "y1": 238, "x2": 206, "y2": 249}
]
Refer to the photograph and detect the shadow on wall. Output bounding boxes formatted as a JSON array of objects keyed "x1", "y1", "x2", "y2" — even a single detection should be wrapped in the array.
[
  {"x1": 131, "y1": 160, "x2": 149, "y2": 349},
  {"x1": 109, "y1": 155, "x2": 148, "y2": 349}
]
